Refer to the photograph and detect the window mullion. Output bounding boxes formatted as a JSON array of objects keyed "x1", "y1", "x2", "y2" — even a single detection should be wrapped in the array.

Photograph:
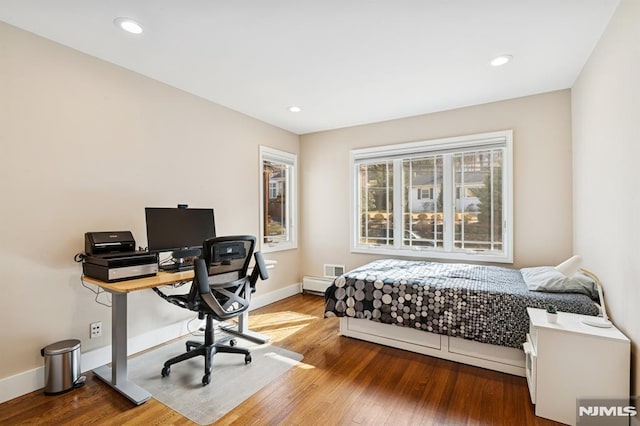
[
  {"x1": 443, "y1": 154, "x2": 454, "y2": 251},
  {"x1": 364, "y1": 166, "x2": 369, "y2": 244},
  {"x1": 460, "y1": 154, "x2": 465, "y2": 250},
  {"x1": 393, "y1": 159, "x2": 403, "y2": 249},
  {"x1": 490, "y1": 150, "x2": 495, "y2": 251}
]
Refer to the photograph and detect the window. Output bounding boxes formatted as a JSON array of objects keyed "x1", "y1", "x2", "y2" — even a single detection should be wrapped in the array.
[
  {"x1": 260, "y1": 146, "x2": 297, "y2": 252},
  {"x1": 269, "y1": 181, "x2": 279, "y2": 199},
  {"x1": 416, "y1": 188, "x2": 433, "y2": 200},
  {"x1": 351, "y1": 131, "x2": 513, "y2": 263}
]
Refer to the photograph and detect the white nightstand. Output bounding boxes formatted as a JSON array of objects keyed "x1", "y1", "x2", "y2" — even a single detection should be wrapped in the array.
[{"x1": 524, "y1": 307, "x2": 630, "y2": 425}]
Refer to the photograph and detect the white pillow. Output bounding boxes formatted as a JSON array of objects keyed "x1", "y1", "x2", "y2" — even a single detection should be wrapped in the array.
[{"x1": 521, "y1": 266, "x2": 598, "y2": 299}]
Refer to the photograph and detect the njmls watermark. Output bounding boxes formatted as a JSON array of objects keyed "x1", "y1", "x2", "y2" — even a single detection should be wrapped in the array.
[{"x1": 577, "y1": 398, "x2": 639, "y2": 426}]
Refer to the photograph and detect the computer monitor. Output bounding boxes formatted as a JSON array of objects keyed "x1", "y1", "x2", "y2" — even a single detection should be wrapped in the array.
[{"x1": 145, "y1": 207, "x2": 216, "y2": 271}]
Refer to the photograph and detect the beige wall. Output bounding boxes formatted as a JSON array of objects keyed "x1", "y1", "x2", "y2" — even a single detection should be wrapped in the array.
[
  {"x1": 0, "y1": 22, "x2": 300, "y2": 379},
  {"x1": 572, "y1": 0, "x2": 639, "y2": 394},
  {"x1": 300, "y1": 90, "x2": 574, "y2": 276}
]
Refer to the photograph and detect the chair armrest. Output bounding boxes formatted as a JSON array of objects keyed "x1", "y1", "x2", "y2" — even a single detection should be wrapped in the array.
[
  {"x1": 249, "y1": 251, "x2": 269, "y2": 289},
  {"x1": 194, "y1": 259, "x2": 211, "y2": 294}
]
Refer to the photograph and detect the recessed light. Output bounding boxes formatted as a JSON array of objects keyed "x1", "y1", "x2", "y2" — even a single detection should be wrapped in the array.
[
  {"x1": 491, "y1": 55, "x2": 513, "y2": 67},
  {"x1": 288, "y1": 106, "x2": 302, "y2": 113},
  {"x1": 114, "y1": 17, "x2": 143, "y2": 34}
]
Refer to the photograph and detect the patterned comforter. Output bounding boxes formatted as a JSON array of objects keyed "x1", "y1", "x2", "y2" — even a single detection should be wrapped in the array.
[{"x1": 324, "y1": 259, "x2": 599, "y2": 348}]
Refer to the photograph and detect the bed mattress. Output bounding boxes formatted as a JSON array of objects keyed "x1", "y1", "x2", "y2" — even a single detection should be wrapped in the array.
[{"x1": 324, "y1": 259, "x2": 599, "y2": 348}]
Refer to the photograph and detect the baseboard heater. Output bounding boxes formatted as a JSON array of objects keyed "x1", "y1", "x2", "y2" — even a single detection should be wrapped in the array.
[{"x1": 302, "y1": 276, "x2": 334, "y2": 295}]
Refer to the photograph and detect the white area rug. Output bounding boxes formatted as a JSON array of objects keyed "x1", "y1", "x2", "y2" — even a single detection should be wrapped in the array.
[{"x1": 128, "y1": 334, "x2": 303, "y2": 425}]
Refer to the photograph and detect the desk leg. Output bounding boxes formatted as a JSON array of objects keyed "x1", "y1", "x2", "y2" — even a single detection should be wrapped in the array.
[
  {"x1": 92, "y1": 292, "x2": 151, "y2": 405},
  {"x1": 219, "y1": 311, "x2": 271, "y2": 344}
]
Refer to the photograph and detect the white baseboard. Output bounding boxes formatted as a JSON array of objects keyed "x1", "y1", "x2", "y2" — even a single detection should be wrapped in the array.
[
  {"x1": 0, "y1": 367, "x2": 44, "y2": 406},
  {"x1": 302, "y1": 276, "x2": 333, "y2": 294},
  {"x1": 0, "y1": 282, "x2": 301, "y2": 404},
  {"x1": 250, "y1": 282, "x2": 301, "y2": 310}
]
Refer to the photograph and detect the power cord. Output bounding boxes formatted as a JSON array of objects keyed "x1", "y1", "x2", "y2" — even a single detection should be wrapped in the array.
[
  {"x1": 187, "y1": 315, "x2": 205, "y2": 336},
  {"x1": 75, "y1": 252, "x2": 112, "y2": 308}
]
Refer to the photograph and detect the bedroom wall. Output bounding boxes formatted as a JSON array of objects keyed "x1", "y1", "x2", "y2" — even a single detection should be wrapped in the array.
[
  {"x1": 0, "y1": 22, "x2": 300, "y2": 380},
  {"x1": 572, "y1": 0, "x2": 639, "y2": 395},
  {"x1": 299, "y1": 90, "x2": 574, "y2": 276}
]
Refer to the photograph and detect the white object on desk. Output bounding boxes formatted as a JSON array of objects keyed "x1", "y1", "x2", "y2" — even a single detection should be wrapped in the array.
[{"x1": 525, "y1": 307, "x2": 630, "y2": 425}]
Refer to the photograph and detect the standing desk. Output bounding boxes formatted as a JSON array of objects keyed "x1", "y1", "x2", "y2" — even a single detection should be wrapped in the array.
[
  {"x1": 83, "y1": 271, "x2": 193, "y2": 405},
  {"x1": 83, "y1": 271, "x2": 269, "y2": 405}
]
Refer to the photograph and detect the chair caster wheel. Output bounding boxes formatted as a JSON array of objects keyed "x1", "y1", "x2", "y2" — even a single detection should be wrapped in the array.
[
  {"x1": 245, "y1": 354, "x2": 252, "y2": 365},
  {"x1": 202, "y1": 374, "x2": 211, "y2": 386},
  {"x1": 229, "y1": 339, "x2": 237, "y2": 347},
  {"x1": 161, "y1": 366, "x2": 171, "y2": 377}
]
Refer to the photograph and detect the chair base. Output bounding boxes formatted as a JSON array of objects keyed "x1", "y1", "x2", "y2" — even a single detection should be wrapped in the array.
[{"x1": 161, "y1": 316, "x2": 252, "y2": 386}]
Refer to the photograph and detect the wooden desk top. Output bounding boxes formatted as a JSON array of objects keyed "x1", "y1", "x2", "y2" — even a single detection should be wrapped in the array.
[{"x1": 82, "y1": 270, "x2": 195, "y2": 293}]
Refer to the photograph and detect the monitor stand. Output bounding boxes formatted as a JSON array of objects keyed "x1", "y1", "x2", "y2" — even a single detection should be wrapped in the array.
[
  {"x1": 159, "y1": 262, "x2": 194, "y2": 272},
  {"x1": 160, "y1": 248, "x2": 201, "y2": 272}
]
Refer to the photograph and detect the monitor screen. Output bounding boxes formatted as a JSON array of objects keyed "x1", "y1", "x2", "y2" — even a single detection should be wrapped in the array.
[{"x1": 145, "y1": 207, "x2": 216, "y2": 255}]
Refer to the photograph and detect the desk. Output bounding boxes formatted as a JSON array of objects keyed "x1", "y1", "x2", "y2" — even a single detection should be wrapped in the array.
[
  {"x1": 83, "y1": 271, "x2": 269, "y2": 405},
  {"x1": 83, "y1": 271, "x2": 193, "y2": 405}
]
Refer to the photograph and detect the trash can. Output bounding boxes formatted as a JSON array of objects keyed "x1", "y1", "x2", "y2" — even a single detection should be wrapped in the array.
[{"x1": 40, "y1": 339, "x2": 86, "y2": 395}]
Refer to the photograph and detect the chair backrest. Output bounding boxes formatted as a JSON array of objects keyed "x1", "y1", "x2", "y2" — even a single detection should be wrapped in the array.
[
  {"x1": 196, "y1": 236, "x2": 259, "y2": 320},
  {"x1": 202, "y1": 235, "x2": 256, "y2": 278}
]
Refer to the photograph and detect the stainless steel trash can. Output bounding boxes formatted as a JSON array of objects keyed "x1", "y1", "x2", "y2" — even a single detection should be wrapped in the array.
[{"x1": 40, "y1": 339, "x2": 85, "y2": 395}]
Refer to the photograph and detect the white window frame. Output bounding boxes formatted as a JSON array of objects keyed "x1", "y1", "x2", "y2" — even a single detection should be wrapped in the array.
[
  {"x1": 350, "y1": 130, "x2": 513, "y2": 263},
  {"x1": 260, "y1": 146, "x2": 298, "y2": 253}
]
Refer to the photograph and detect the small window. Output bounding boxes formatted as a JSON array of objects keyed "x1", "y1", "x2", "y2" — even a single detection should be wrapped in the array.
[
  {"x1": 351, "y1": 131, "x2": 513, "y2": 263},
  {"x1": 260, "y1": 146, "x2": 297, "y2": 252},
  {"x1": 269, "y1": 181, "x2": 279, "y2": 199}
]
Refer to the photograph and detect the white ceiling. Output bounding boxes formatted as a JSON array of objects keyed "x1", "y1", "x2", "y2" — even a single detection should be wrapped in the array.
[{"x1": 0, "y1": 0, "x2": 619, "y2": 135}]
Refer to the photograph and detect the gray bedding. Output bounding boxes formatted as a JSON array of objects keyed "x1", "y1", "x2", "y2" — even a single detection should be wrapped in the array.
[{"x1": 324, "y1": 259, "x2": 599, "y2": 348}]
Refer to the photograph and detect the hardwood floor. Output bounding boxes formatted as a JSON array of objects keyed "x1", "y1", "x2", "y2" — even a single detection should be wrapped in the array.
[{"x1": 0, "y1": 294, "x2": 559, "y2": 425}]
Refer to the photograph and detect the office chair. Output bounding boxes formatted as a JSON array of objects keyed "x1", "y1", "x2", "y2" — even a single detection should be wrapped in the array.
[{"x1": 160, "y1": 235, "x2": 268, "y2": 386}]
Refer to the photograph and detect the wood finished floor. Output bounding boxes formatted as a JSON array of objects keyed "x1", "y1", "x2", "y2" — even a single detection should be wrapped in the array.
[{"x1": 0, "y1": 294, "x2": 560, "y2": 425}]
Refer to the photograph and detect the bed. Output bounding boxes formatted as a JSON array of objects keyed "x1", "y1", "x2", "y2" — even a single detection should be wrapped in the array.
[{"x1": 324, "y1": 259, "x2": 600, "y2": 376}]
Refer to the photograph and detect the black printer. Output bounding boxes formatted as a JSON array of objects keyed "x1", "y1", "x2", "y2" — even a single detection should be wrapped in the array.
[{"x1": 83, "y1": 231, "x2": 158, "y2": 282}]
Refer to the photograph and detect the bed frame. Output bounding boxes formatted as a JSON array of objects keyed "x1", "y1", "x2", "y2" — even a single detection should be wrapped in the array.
[{"x1": 339, "y1": 317, "x2": 525, "y2": 377}]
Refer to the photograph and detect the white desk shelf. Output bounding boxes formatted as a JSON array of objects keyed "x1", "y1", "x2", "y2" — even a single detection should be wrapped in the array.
[{"x1": 524, "y1": 307, "x2": 630, "y2": 425}]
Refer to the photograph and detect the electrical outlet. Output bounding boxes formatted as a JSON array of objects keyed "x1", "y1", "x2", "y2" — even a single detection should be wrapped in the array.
[{"x1": 90, "y1": 321, "x2": 102, "y2": 339}]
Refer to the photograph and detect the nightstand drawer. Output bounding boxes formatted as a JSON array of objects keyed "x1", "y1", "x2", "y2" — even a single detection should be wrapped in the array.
[
  {"x1": 528, "y1": 322, "x2": 538, "y2": 351},
  {"x1": 523, "y1": 334, "x2": 537, "y2": 404}
]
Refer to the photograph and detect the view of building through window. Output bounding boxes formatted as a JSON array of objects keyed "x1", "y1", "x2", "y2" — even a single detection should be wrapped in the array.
[
  {"x1": 263, "y1": 160, "x2": 288, "y2": 244},
  {"x1": 353, "y1": 131, "x2": 511, "y2": 261},
  {"x1": 260, "y1": 146, "x2": 297, "y2": 252},
  {"x1": 453, "y1": 150, "x2": 503, "y2": 252},
  {"x1": 358, "y1": 150, "x2": 504, "y2": 251}
]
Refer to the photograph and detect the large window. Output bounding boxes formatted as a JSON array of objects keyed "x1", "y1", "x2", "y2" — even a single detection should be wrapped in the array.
[
  {"x1": 260, "y1": 146, "x2": 297, "y2": 252},
  {"x1": 351, "y1": 131, "x2": 513, "y2": 263}
]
